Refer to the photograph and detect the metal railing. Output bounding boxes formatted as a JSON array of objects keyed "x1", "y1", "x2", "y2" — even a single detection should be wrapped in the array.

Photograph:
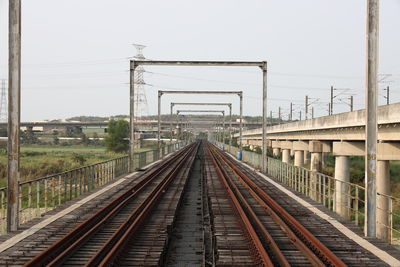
[
  {"x1": 0, "y1": 142, "x2": 185, "y2": 234},
  {"x1": 216, "y1": 142, "x2": 400, "y2": 245}
]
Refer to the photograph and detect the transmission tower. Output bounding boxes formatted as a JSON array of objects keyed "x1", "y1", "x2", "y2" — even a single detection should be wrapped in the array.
[
  {"x1": 0, "y1": 79, "x2": 7, "y2": 123},
  {"x1": 133, "y1": 44, "x2": 149, "y2": 122}
]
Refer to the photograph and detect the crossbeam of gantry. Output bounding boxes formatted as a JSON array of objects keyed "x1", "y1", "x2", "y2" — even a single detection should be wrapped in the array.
[
  {"x1": 176, "y1": 110, "x2": 226, "y2": 144},
  {"x1": 129, "y1": 60, "x2": 268, "y2": 173},
  {"x1": 170, "y1": 102, "x2": 233, "y2": 149},
  {"x1": 156, "y1": 90, "x2": 243, "y2": 157}
]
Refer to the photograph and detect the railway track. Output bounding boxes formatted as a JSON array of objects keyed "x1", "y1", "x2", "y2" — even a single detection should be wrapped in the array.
[
  {"x1": 17, "y1": 140, "x2": 385, "y2": 266},
  {"x1": 205, "y1": 142, "x2": 347, "y2": 267},
  {"x1": 23, "y1": 142, "x2": 199, "y2": 267}
]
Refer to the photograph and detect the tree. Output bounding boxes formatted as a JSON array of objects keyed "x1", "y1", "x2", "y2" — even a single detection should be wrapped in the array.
[
  {"x1": 53, "y1": 136, "x2": 59, "y2": 145},
  {"x1": 72, "y1": 153, "x2": 86, "y2": 165},
  {"x1": 105, "y1": 119, "x2": 129, "y2": 153},
  {"x1": 80, "y1": 133, "x2": 91, "y2": 146},
  {"x1": 21, "y1": 130, "x2": 39, "y2": 144},
  {"x1": 52, "y1": 131, "x2": 59, "y2": 145},
  {"x1": 92, "y1": 132, "x2": 100, "y2": 145}
]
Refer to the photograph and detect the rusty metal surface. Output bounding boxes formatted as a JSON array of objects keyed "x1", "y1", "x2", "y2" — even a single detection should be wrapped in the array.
[
  {"x1": 206, "y1": 146, "x2": 273, "y2": 266},
  {"x1": 207, "y1": 143, "x2": 347, "y2": 267},
  {"x1": 6, "y1": 141, "x2": 392, "y2": 266},
  {"x1": 23, "y1": 143, "x2": 198, "y2": 266},
  {"x1": 133, "y1": 60, "x2": 264, "y2": 68}
]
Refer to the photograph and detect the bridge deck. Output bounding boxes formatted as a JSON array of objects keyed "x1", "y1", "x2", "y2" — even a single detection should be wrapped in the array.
[{"x1": 0, "y1": 143, "x2": 399, "y2": 266}]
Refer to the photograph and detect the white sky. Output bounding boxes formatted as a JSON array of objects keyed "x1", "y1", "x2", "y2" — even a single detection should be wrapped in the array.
[{"x1": 0, "y1": 0, "x2": 399, "y2": 121}]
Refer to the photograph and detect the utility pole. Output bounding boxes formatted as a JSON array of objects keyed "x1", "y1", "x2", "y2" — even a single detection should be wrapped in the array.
[
  {"x1": 8, "y1": 0, "x2": 21, "y2": 232},
  {"x1": 383, "y1": 86, "x2": 389, "y2": 105},
  {"x1": 289, "y1": 102, "x2": 293, "y2": 121},
  {"x1": 330, "y1": 86, "x2": 334, "y2": 115},
  {"x1": 328, "y1": 103, "x2": 331, "y2": 115},
  {"x1": 270, "y1": 110, "x2": 273, "y2": 124},
  {"x1": 311, "y1": 107, "x2": 314, "y2": 119},
  {"x1": 299, "y1": 110, "x2": 302, "y2": 121},
  {"x1": 278, "y1": 107, "x2": 281, "y2": 123},
  {"x1": 170, "y1": 104, "x2": 173, "y2": 143},
  {"x1": 157, "y1": 91, "x2": 162, "y2": 153},
  {"x1": 305, "y1": 95, "x2": 309, "y2": 120},
  {"x1": 365, "y1": 0, "x2": 379, "y2": 238},
  {"x1": 350, "y1": 96, "x2": 354, "y2": 111}
]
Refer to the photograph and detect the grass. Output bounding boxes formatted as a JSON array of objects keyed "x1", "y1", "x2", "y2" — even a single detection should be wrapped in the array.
[{"x1": 0, "y1": 144, "x2": 132, "y2": 187}]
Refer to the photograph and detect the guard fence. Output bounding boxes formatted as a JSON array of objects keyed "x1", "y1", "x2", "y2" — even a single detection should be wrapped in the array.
[
  {"x1": 0, "y1": 142, "x2": 185, "y2": 234},
  {"x1": 216, "y1": 142, "x2": 400, "y2": 245}
]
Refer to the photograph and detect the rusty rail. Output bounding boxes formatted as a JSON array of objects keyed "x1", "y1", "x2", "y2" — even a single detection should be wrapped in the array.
[
  {"x1": 206, "y1": 145, "x2": 286, "y2": 266},
  {"x1": 208, "y1": 142, "x2": 347, "y2": 267},
  {"x1": 23, "y1": 143, "x2": 196, "y2": 266},
  {"x1": 86, "y1": 142, "x2": 199, "y2": 266}
]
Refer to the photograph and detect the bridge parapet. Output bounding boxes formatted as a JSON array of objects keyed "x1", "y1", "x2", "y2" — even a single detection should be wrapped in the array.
[
  {"x1": 0, "y1": 142, "x2": 185, "y2": 234},
  {"x1": 237, "y1": 102, "x2": 400, "y2": 141}
]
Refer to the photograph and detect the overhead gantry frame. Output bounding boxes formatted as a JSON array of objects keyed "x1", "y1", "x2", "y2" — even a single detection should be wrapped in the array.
[
  {"x1": 130, "y1": 60, "x2": 267, "y2": 173},
  {"x1": 170, "y1": 102, "x2": 233, "y2": 150},
  {"x1": 176, "y1": 110, "x2": 225, "y2": 144},
  {"x1": 156, "y1": 90, "x2": 242, "y2": 157}
]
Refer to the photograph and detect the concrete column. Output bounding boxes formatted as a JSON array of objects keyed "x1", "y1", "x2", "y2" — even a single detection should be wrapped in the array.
[
  {"x1": 290, "y1": 149, "x2": 294, "y2": 157},
  {"x1": 294, "y1": 151, "x2": 304, "y2": 167},
  {"x1": 304, "y1": 150, "x2": 310, "y2": 165},
  {"x1": 310, "y1": 152, "x2": 322, "y2": 172},
  {"x1": 377, "y1": 160, "x2": 390, "y2": 242},
  {"x1": 282, "y1": 149, "x2": 290, "y2": 164},
  {"x1": 273, "y1": 148, "x2": 281, "y2": 158},
  {"x1": 321, "y1": 152, "x2": 325, "y2": 168},
  {"x1": 334, "y1": 156, "x2": 350, "y2": 220},
  {"x1": 7, "y1": 0, "x2": 21, "y2": 232},
  {"x1": 310, "y1": 152, "x2": 322, "y2": 200}
]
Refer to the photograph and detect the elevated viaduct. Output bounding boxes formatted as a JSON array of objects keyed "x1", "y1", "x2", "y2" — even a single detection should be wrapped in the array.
[{"x1": 236, "y1": 102, "x2": 400, "y2": 241}]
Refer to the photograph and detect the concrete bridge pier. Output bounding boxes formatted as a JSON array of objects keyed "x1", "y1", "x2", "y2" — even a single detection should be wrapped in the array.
[
  {"x1": 309, "y1": 141, "x2": 323, "y2": 201},
  {"x1": 282, "y1": 149, "x2": 290, "y2": 164},
  {"x1": 304, "y1": 150, "x2": 310, "y2": 165},
  {"x1": 377, "y1": 160, "x2": 390, "y2": 242},
  {"x1": 273, "y1": 148, "x2": 281, "y2": 158},
  {"x1": 294, "y1": 150, "x2": 304, "y2": 167},
  {"x1": 334, "y1": 156, "x2": 350, "y2": 220},
  {"x1": 310, "y1": 152, "x2": 322, "y2": 201}
]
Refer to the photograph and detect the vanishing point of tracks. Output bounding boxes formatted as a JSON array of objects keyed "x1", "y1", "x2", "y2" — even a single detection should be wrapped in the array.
[{"x1": 23, "y1": 140, "x2": 348, "y2": 266}]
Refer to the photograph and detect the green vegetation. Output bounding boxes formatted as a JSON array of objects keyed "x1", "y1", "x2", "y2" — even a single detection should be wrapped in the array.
[
  {"x1": 321, "y1": 154, "x2": 400, "y2": 197},
  {"x1": 0, "y1": 145, "x2": 126, "y2": 187},
  {"x1": 105, "y1": 119, "x2": 129, "y2": 153}
]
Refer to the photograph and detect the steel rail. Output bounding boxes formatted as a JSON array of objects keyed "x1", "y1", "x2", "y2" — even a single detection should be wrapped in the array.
[
  {"x1": 23, "y1": 144, "x2": 196, "y2": 267},
  {"x1": 86, "y1": 142, "x2": 199, "y2": 266},
  {"x1": 209, "y1": 144, "x2": 324, "y2": 266},
  {"x1": 205, "y1": 145, "x2": 274, "y2": 266},
  {"x1": 210, "y1": 143, "x2": 347, "y2": 267},
  {"x1": 206, "y1": 145, "x2": 290, "y2": 266}
]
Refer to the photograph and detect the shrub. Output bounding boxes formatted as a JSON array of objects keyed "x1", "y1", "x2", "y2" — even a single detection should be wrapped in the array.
[{"x1": 105, "y1": 119, "x2": 129, "y2": 153}]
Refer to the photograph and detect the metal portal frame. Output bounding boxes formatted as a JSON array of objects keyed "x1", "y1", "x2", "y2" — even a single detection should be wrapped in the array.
[
  {"x1": 156, "y1": 90, "x2": 243, "y2": 157},
  {"x1": 176, "y1": 110, "x2": 225, "y2": 144},
  {"x1": 171, "y1": 102, "x2": 232, "y2": 150},
  {"x1": 130, "y1": 60, "x2": 267, "y2": 173},
  {"x1": 175, "y1": 113, "x2": 190, "y2": 143}
]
